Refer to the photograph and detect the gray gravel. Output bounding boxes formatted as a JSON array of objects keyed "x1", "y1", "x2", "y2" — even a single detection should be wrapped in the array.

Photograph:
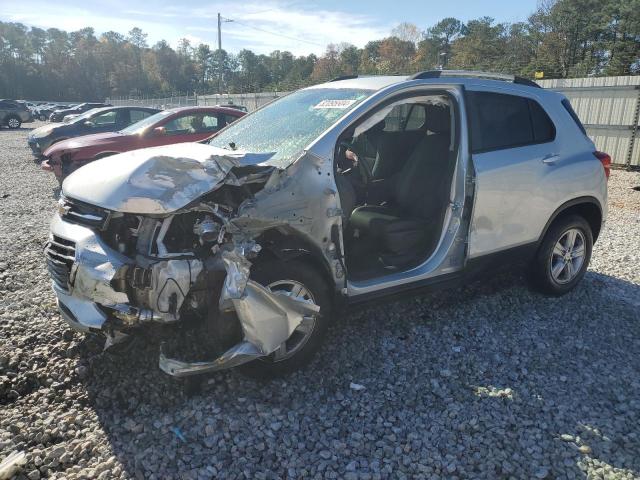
[{"x1": 1, "y1": 123, "x2": 639, "y2": 479}]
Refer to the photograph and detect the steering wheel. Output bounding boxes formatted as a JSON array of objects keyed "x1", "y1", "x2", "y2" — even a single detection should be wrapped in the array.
[{"x1": 339, "y1": 140, "x2": 373, "y2": 188}]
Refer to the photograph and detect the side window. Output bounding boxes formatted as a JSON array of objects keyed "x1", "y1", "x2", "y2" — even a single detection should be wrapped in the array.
[
  {"x1": 383, "y1": 104, "x2": 409, "y2": 131},
  {"x1": 383, "y1": 104, "x2": 426, "y2": 132},
  {"x1": 467, "y1": 91, "x2": 555, "y2": 153},
  {"x1": 163, "y1": 115, "x2": 194, "y2": 135},
  {"x1": 163, "y1": 114, "x2": 219, "y2": 135},
  {"x1": 404, "y1": 104, "x2": 426, "y2": 131},
  {"x1": 561, "y1": 98, "x2": 587, "y2": 135},
  {"x1": 529, "y1": 100, "x2": 555, "y2": 142},
  {"x1": 0, "y1": 101, "x2": 16, "y2": 110},
  {"x1": 223, "y1": 114, "x2": 240, "y2": 126},
  {"x1": 201, "y1": 114, "x2": 219, "y2": 132},
  {"x1": 91, "y1": 111, "x2": 117, "y2": 126},
  {"x1": 467, "y1": 92, "x2": 532, "y2": 152},
  {"x1": 130, "y1": 109, "x2": 153, "y2": 124}
]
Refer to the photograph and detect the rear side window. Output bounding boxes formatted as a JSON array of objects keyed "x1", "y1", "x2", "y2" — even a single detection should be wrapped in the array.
[
  {"x1": 130, "y1": 109, "x2": 154, "y2": 123},
  {"x1": 467, "y1": 91, "x2": 555, "y2": 153},
  {"x1": 561, "y1": 98, "x2": 587, "y2": 135},
  {"x1": 530, "y1": 100, "x2": 555, "y2": 142},
  {"x1": 222, "y1": 114, "x2": 240, "y2": 126}
]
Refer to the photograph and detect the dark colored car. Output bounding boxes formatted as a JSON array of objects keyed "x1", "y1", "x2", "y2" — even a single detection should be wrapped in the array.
[
  {"x1": 0, "y1": 99, "x2": 34, "y2": 129},
  {"x1": 34, "y1": 104, "x2": 68, "y2": 121},
  {"x1": 216, "y1": 103, "x2": 248, "y2": 112},
  {"x1": 42, "y1": 106, "x2": 245, "y2": 182},
  {"x1": 50, "y1": 103, "x2": 110, "y2": 122},
  {"x1": 27, "y1": 106, "x2": 160, "y2": 157}
]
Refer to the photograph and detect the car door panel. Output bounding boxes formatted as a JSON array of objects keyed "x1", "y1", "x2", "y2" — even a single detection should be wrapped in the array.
[
  {"x1": 469, "y1": 144, "x2": 560, "y2": 257},
  {"x1": 467, "y1": 88, "x2": 562, "y2": 258}
]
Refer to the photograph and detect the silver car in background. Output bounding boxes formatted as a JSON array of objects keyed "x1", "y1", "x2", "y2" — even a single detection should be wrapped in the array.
[
  {"x1": 44, "y1": 71, "x2": 609, "y2": 379},
  {"x1": 0, "y1": 99, "x2": 34, "y2": 129}
]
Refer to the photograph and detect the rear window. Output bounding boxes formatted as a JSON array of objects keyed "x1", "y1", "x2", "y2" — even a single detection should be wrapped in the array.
[
  {"x1": 467, "y1": 91, "x2": 555, "y2": 152},
  {"x1": 561, "y1": 98, "x2": 587, "y2": 135}
]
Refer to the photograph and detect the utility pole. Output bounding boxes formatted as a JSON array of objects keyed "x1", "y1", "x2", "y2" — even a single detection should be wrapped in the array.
[{"x1": 217, "y1": 13, "x2": 222, "y2": 94}]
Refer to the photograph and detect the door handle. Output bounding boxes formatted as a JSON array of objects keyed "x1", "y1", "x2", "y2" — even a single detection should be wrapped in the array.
[{"x1": 542, "y1": 153, "x2": 559, "y2": 165}]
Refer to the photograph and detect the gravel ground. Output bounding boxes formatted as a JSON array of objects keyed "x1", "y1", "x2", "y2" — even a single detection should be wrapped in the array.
[{"x1": 0, "y1": 122, "x2": 639, "y2": 480}]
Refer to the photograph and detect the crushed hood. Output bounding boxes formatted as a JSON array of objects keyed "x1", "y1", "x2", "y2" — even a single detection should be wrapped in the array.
[{"x1": 62, "y1": 143, "x2": 275, "y2": 214}]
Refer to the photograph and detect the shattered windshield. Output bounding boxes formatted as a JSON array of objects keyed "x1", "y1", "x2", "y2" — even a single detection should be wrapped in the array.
[{"x1": 208, "y1": 88, "x2": 372, "y2": 168}]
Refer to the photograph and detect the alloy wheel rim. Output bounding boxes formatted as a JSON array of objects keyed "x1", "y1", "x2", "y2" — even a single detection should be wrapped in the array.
[
  {"x1": 8, "y1": 118, "x2": 19, "y2": 128},
  {"x1": 550, "y1": 228, "x2": 586, "y2": 284},
  {"x1": 262, "y1": 279, "x2": 317, "y2": 363}
]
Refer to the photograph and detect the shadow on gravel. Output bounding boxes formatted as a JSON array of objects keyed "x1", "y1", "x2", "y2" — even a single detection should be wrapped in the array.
[{"x1": 73, "y1": 269, "x2": 639, "y2": 478}]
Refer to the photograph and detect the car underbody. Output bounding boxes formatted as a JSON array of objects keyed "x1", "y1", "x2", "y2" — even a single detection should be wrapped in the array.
[{"x1": 47, "y1": 144, "x2": 345, "y2": 376}]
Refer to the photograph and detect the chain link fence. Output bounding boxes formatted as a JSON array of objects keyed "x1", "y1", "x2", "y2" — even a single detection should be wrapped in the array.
[{"x1": 107, "y1": 92, "x2": 288, "y2": 111}]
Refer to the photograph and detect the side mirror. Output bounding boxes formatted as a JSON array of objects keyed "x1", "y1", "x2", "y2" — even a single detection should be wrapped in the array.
[
  {"x1": 84, "y1": 121, "x2": 94, "y2": 127},
  {"x1": 151, "y1": 126, "x2": 166, "y2": 136}
]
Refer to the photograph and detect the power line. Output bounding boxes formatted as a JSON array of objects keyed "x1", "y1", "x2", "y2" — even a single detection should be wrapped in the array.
[{"x1": 224, "y1": 17, "x2": 324, "y2": 48}]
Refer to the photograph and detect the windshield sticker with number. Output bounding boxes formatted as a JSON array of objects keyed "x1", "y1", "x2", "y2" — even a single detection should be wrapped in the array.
[{"x1": 313, "y1": 99, "x2": 358, "y2": 109}]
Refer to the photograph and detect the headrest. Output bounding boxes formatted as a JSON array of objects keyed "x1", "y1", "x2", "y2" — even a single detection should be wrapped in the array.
[{"x1": 424, "y1": 104, "x2": 450, "y2": 134}]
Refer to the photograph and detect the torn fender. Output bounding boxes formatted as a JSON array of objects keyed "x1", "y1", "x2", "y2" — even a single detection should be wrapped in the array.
[
  {"x1": 231, "y1": 280, "x2": 319, "y2": 354},
  {"x1": 159, "y1": 280, "x2": 319, "y2": 377}
]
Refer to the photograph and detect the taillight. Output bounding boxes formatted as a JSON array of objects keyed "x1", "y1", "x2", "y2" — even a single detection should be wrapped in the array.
[{"x1": 594, "y1": 151, "x2": 611, "y2": 180}]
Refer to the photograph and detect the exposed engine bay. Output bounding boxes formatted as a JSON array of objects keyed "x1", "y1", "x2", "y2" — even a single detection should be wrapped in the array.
[{"x1": 46, "y1": 144, "x2": 344, "y2": 376}]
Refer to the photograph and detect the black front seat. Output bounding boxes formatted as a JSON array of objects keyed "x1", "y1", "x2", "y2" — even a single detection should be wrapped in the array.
[{"x1": 349, "y1": 104, "x2": 452, "y2": 259}]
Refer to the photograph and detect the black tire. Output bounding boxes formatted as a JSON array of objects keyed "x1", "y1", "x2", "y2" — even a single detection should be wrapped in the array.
[
  {"x1": 6, "y1": 115, "x2": 21, "y2": 129},
  {"x1": 238, "y1": 259, "x2": 333, "y2": 378},
  {"x1": 528, "y1": 214, "x2": 593, "y2": 296}
]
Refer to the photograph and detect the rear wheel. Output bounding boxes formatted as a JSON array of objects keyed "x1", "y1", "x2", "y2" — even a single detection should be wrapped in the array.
[
  {"x1": 6, "y1": 116, "x2": 21, "y2": 129},
  {"x1": 238, "y1": 259, "x2": 332, "y2": 378},
  {"x1": 528, "y1": 214, "x2": 593, "y2": 295}
]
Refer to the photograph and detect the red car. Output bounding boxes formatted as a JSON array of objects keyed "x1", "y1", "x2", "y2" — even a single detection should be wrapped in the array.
[{"x1": 42, "y1": 106, "x2": 245, "y2": 182}]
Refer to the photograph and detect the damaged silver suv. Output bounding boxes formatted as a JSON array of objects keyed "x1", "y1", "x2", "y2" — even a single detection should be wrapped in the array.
[{"x1": 45, "y1": 71, "x2": 609, "y2": 378}]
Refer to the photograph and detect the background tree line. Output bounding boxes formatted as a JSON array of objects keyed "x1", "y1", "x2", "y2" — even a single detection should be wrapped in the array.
[{"x1": 0, "y1": 0, "x2": 638, "y2": 101}]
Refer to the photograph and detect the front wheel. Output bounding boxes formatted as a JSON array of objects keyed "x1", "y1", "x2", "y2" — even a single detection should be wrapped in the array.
[
  {"x1": 528, "y1": 214, "x2": 593, "y2": 295},
  {"x1": 238, "y1": 259, "x2": 332, "y2": 378},
  {"x1": 6, "y1": 116, "x2": 21, "y2": 129}
]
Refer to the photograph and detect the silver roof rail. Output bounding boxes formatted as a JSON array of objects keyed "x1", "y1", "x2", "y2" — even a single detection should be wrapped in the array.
[{"x1": 409, "y1": 70, "x2": 541, "y2": 88}]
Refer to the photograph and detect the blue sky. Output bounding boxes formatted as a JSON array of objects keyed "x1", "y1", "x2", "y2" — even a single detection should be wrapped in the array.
[{"x1": 3, "y1": 0, "x2": 538, "y2": 55}]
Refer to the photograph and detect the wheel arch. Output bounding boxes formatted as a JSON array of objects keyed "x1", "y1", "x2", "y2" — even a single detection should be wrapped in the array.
[
  {"x1": 538, "y1": 196, "x2": 603, "y2": 245},
  {"x1": 253, "y1": 226, "x2": 337, "y2": 293}
]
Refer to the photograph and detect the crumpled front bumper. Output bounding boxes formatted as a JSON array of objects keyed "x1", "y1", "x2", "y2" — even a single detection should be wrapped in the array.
[
  {"x1": 46, "y1": 212, "x2": 322, "y2": 376},
  {"x1": 46, "y1": 213, "x2": 130, "y2": 331}
]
